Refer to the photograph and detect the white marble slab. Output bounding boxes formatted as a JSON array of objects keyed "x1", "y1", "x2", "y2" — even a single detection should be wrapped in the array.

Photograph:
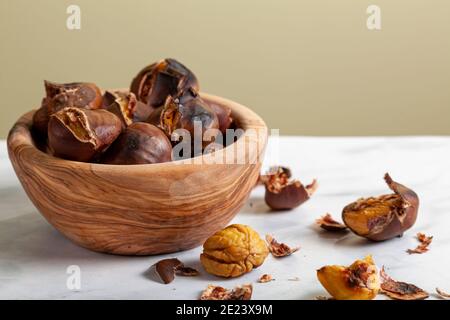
[{"x1": 1, "y1": 137, "x2": 449, "y2": 300}]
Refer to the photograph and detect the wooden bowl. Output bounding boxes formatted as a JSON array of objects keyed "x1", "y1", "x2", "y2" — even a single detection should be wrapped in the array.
[{"x1": 7, "y1": 93, "x2": 267, "y2": 255}]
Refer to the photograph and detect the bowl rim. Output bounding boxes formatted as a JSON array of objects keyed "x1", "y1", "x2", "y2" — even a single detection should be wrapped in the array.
[{"x1": 7, "y1": 92, "x2": 267, "y2": 173}]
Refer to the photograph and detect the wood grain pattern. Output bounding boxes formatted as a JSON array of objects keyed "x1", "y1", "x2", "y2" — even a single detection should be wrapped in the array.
[{"x1": 7, "y1": 93, "x2": 267, "y2": 255}]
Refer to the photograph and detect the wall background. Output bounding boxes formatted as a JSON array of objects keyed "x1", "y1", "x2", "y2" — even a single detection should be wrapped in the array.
[{"x1": 1, "y1": 0, "x2": 449, "y2": 138}]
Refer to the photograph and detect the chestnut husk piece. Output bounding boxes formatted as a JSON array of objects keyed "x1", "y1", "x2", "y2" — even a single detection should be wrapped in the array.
[
  {"x1": 159, "y1": 89, "x2": 219, "y2": 148},
  {"x1": 316, "y1": 213, "x2": 348, "y2": 232},
  {"x1": 200, "y1": 284, "x2": 253, "y2": 300},
  {"x1": 130, "y1": 58, "x2": 199, "y2": 108},
  {"x1": 153, "y1": 258, "x2": 199, "y2": 284},
  {"x1": 48, "y1": 107, "x2": 122, "y2": 162},
  {"x1": 101, "y1": 91, "x2": 151, "y2": 128},
  {"x1": 262, "y1": 166, "x2": 317, "y2": 211},
  {"x1": 101, "y1": 122, "x2": 172, "y2": 165},
  {"x1": 380, "y1": 267, "x2": 429, "y2": 300},
  {"x1": 342, "y1": 173, "x2": 419, "y2": 241}
]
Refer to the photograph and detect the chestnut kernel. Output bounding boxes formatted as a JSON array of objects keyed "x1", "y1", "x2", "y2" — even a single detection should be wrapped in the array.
[
  {"x1": 101, "y1": 122, "x2": 172, "y2": 165},
  {"x1": 342, "y1": 173, "x2": 419, "y2": 241},
  {"x1": 48, "y1": 107, "x2": 122, "y2": 162},
  {"x1": 130, "y1": 58, "x2": 199, "y2": 108},
  {"x1": 317, "y1": 255, "x2": 380, "y2": 300}
]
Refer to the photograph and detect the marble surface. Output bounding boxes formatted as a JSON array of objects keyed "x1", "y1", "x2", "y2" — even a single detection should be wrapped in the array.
[{"x1": 1, "y1": 136, "x2": 450, "y2": 300}]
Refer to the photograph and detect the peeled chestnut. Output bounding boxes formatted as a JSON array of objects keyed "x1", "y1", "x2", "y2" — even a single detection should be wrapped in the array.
[
  {"x1": 342, "y1": 173, "x2": 419, "y2": 241},
  {"x1": 33, "y1": 81, "x2": 103, "y2": 138},
  {"x1": 317, "y1": 255, "x2": 380, "y2": 300},
  {"x1": 48, "y1": 107, "x2": 122, "y2": 162},
  {"x1": 101, "y1": 122, "x2": 172, "y2": 165},
  {"x1": 158, "y1": 88, "x2": 219, "y2": 148},
  {"x1": 130, "y1": 58, "x2": 199, "y2": 108},
  {"x1": 101, "y1": 91, "x2": 151, "y2": 128}
]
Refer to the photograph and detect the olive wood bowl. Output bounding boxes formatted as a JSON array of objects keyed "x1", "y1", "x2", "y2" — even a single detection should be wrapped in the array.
[{"x1": 7, "y1": 93, "x2": 267, "y2": 255}]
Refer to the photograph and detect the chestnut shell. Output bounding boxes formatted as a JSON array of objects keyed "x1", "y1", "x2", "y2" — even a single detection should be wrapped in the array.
[
  {"x1": 342, "y1": 173, "x2": 419, "y2": 241},
  {"x1": 101, "y1": 122, "x2": 172, "y2": 165},
  {"x1": 130, "y1": 58, "x2": 199, "y2": 108},
  {"x1": 159, "y1": 89, "x2": 219, "y2": 148},
  {"x1": 48, "y1": 108, "x2": 122, "y2": 162}
]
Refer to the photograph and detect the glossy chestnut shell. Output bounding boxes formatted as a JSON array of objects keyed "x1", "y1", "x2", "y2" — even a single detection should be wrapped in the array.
[
  {"x1": 47, "y1": 107, "x2": 122, "y2": 162},
  {"x1": 130, "y1": 58, "x2": 199, "y2": 109},
  {"x1": 101, "y1": 122, "x2": 172, "y2": 165}
]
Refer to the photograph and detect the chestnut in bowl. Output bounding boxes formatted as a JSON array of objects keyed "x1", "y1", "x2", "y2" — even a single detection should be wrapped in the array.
[{"x1": 7, "y1": 93, "x2": 267, "y2": 255}]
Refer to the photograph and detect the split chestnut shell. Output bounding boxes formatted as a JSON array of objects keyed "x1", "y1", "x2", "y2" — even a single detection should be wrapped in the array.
[{"x1": 342, "y1": 173, "x2": 419, "y2": 241}]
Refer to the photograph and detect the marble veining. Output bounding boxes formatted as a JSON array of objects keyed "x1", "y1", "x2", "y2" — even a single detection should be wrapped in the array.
[{"x1": 1, "y1": 137, "x2": 449, "y2": 299}]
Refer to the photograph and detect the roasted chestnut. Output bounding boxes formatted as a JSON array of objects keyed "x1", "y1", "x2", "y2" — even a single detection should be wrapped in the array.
[
  {"x1": 317, "y1": 255, "x2": 380, "y2": 300},
  {"x1": 158, "y1": 88, "x2": 219, "y2": 149},
  {"x1": 32, "y1": 100, "x2": 51, "y2": 138},
  {"x1": 101, "y1": 122, "x2": 172, "y2": 165},
  {"x1": 130, "y1": 58, "x2": 199, "y2": 108},
  {"x1": 32, "y1": 81, "x2": 103, "y2": 138},
  {"x1": 48, "y1": 107, "x2": 122, "y2": 162},
  {"x1": 44, "y1": 80, "x2": 102, "y2": 113},
  {"x1": 342, "y1": 173, "x2": 419, "y2": 241},
  {"x1": 101, "y1": 91, "x2": 151, "y2": 128},
  {"x1": 208, "y1": 102, "x2": 233, "y2": 134}
]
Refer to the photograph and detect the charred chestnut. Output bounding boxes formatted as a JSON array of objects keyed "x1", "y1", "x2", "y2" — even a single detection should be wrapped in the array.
[
  {"x1": 158, "y1": 89, "x2": 219, "y2": 148},
  {"x1": 101, "y1": 91, "x2": 151, "y2": 128},
  {"x1": 48, "y1": 107, "x2": 122, "y2": 162},
  {"x1": 342, "y1": 173, "x2": 419, "y2": 241},
  {"x1": 208, "y1": 102, "x2": 233, "y2": 134},
  {"x1": 101, "y1": 122, "x2": 172, "y2": 165},
  {"x1": 44, "y1": 80, "x2": 102, "y2": 113},
  {"x1": 32, "y1": 81, "x2": 103, "y2": 138},
  {"x1": 130, "y1": 58, "x2": 199, "y2": 108}
]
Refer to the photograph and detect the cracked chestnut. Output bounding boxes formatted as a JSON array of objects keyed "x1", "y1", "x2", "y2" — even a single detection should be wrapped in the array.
[
  {"x1": 342, "y1": 173, "x2": 419, "y2": 241},
  {"x1": 48, "y1": 107, "x2": 122, "y2": 162},
  {"x1": 33, "y1": 81, "x2": 103, "y2": 138},
  {"x1": 159, "y1": 88, "x2": 219, "y2": 148},
  {"x1": 101, "y1": 90, "x2": 151, "y2": 128},
  {"x1": 130, "y1": 58, "x2": 199, "y2": 109},
  {"x1": 101, "y1": 122, "x2": 172, "y2": 165}
]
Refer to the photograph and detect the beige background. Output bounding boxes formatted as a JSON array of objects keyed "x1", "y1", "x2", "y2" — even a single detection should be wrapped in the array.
[{"x1": 1, "y1": 0, "x2": 449, "y2": 138}]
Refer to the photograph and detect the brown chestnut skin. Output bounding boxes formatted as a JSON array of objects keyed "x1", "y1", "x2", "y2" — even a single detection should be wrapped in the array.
[
  {"x1": 130, "y1": 58, "x2": 199, "y2": 109},
  {"x1": 48, "y1": 107, "x2": 122, "y2": 162},
  {"x1": 265, "y1": 180, "x2": 318, "y2": 211},
  {"x1": 32, "y1": 101, "x2": 51, "y2": 138},
  {"x1": 44, "y1": 80, "x2": 102, "y2": 113},
  {"x1": 101, "y1": 91, "x2": 151, "y2": 128},
  {"x1": 159, "y1": 89, "x2": 219, "y2": 148},
  {"x1": 342, "y1": 173, "x2": 419, "y2": 241},
  {"x1": 101, "y1": 122, "x2": 172, "y2": 165},
  {"x1": 32, "y1": 81, "x2": 102, "y2": 138},
  {"x1": 262, "y1": 166, "x2": 318, "y2": 211},
  {"x1": 208, "y1": 102, "x2": 233, "y2": 134}
]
